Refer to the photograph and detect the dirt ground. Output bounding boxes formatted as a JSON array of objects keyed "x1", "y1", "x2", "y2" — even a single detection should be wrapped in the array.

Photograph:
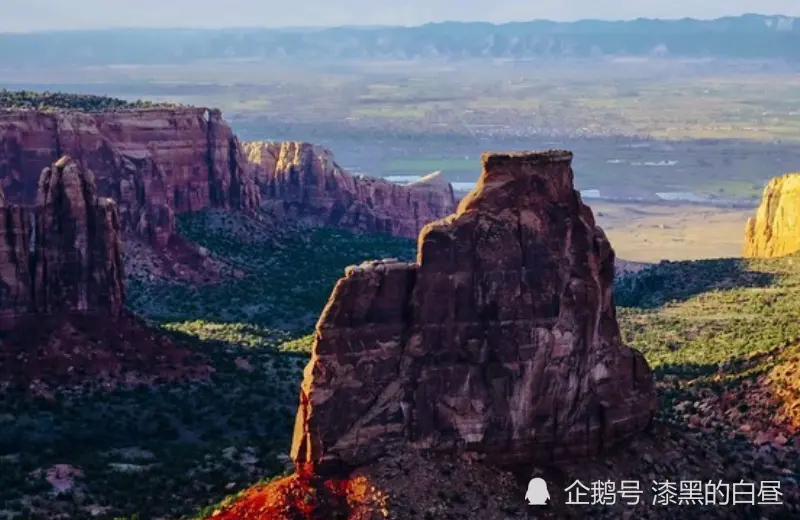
[{"x1": 592, "y1": 202, "x2": 752, "y2": 262}]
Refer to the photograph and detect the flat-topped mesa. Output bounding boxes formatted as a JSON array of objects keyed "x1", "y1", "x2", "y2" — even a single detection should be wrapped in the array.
[
  {"x1": 0, "y1": 156, "x2": 124, "y2": 329},
  {"x1": 244, "y1": 141, "x2": 457, "y2": 238},
  {"x1": 744, "y1": 173, "x2": 800, "y2": 258},
  {"x1": 291, "y1": 150, "x2": 657, "y2": 474},
  {"x1": 0, "y1": 107, "x2": 260, "y2": 246}
]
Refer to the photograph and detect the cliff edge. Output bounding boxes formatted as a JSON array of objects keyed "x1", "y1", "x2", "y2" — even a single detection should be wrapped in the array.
[
  {"x1": 744, "y1": 173, "x2": 800, "y2": 258},
  {"x1": 244, "y1": 141, "x2": 457, "y2": 239},
  {"x1": 0, "y1": 107, "x2": 260, "y2": 247}
]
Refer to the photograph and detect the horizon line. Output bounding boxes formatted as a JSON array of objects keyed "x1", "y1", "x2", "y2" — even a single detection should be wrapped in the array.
[{"x1": 0, "y1": 12, "x2": 795, "y2": 36}]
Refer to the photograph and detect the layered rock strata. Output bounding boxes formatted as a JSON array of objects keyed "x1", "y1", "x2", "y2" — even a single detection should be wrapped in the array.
[
  {"x1": 0, "y1": 156, "x2": 123, "y2": 328},
  {"x1": 744, "y1": 173, "x2": 800, "y2": 258},
  {"x1": 0, "y1": 108, "x2": 260, "y2": 246},
  {"x1": 244, "y1": 141, "x2": 457, "y2": 239},
  {"x1": 0, "y1": 156, "x2": 208, "y2": 385},
  {"x1": 291, "y1": 150, "x2": 657, "y2": 473}
]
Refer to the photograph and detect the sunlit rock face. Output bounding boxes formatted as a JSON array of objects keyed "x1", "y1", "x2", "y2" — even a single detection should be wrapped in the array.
[
  {"x1": 291, "y1": 150, "x2": 657, "y2": 474},
  {"x1": 744, "y1": 173, "x2": 800, "y2": 258},
  {"x1": 244, "y1": 141, "x2": 457, "y2": 238}
]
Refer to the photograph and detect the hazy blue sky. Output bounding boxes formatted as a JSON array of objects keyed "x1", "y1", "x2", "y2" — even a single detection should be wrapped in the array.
[{"x1": 2, "y1": 0, "x2": 799, "y2": 32}]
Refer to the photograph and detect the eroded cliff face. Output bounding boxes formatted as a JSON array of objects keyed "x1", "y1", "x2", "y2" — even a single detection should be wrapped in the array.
[
  {"x1": 0, "y1": 108, "x2": 260, "y2": 246},
  {"x1": 35, "y1": 156, "x2": 125, "y2": 318},
  {"x1": 0, "y1": 156, "x2": 124, "y2": 329},
  {"x1": 744, "y1": 173, "x2": 800, "y2": 258},
  {"x1": 244, "y1": 141, "x2": 456, "y2": 239},
  {"x1": 0, "y1": 185, "x2": 30, "y2": 327},
  {"x1": 291, "y1": 150, "x2": 657, "y2": 474},
  {"x1": 0, "y1": 157, "x2": 208, "y2": 385}
]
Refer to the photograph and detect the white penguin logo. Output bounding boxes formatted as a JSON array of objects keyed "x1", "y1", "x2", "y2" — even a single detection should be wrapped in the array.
[{"x1": 525, "y1": 477, "x2": 550, "y2": 505}]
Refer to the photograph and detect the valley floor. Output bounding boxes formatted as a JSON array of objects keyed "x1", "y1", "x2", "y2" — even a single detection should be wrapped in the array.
[{"x1": 595, "y1": 201, "x2": 751, "y2": 262}]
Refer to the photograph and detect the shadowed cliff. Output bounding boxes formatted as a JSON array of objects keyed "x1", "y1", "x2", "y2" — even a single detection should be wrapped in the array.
[{"x1": 0, "y1": 156, "x2": 208, "y2": 386}]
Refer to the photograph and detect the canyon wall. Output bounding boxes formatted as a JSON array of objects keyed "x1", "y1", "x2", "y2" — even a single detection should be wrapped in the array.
[
  {"x1": 244, "y1": 141, "x2": 457, "y2": 239},
  {"x1": 291, "y1": 150, "x2": 657, "y2": 473},
  {"x1": 0, "y1": 108, "x2": 260, "y2": 246},
  {"x1": 1, "y1": 110, "x2": 456, "y2": 245},
  {"x1": 0, "y1": 156, "x2": 124, "y2": 329},
  {"x1": 744, "y1": 173, "x2": 800, "y2": 258}
]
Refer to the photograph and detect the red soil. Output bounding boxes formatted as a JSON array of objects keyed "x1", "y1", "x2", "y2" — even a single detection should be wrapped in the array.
[{"x1": 212, "y1": 471, "x2": 385, "y2": 520}]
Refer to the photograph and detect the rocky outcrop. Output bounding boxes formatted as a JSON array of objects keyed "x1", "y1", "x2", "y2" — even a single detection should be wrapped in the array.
[
  {"x1": 35, "y1": 156, "x2": 125, "y2": 318},
  {"x1": 291, "y1": 150, "x2": 657, "y2": 473},
  {"x1": 244, "y1": 141, "x2": 456, "y2": 238},
  {"x1": 0, "y1": 156, "x2": 123, "y2": 329},
  {"x1": 0, "y1": 156, "x2": 208, "y2": 385},
  {"x1": 744, "y1": 173, "x2": 800, "y2": 258},
  {"x1": 0, "y1": 108, "x2": 260, "y2": 246}
]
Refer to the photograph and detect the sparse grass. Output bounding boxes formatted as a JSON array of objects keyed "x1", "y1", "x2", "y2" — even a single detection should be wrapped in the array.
[
  {"x1": 616, "y1": 253, "x2": 800, "y2": 437},
  {"x1": 595, "y1": 202, "x2": 750, "y2": 262},
  {"x1": 343, "y1": 72, "x2": 800, "y2": 142},
  {"x1": 616, "y1": 254, "x2": 800, "y2": 371}
]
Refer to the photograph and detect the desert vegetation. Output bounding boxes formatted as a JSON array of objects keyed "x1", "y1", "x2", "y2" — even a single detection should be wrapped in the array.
[
  {"x1": 0, "y1": 210, "x2": 415, "y2": 520},
  {"x1": 0, "y1": 89, "x2": 176, "y2": 111},
  {"x1": 616, "y1": 254, "x2": 800, "y2": 497},
  {"x1": 5, "y1": 208, "x2": 800, "y2": 518}
]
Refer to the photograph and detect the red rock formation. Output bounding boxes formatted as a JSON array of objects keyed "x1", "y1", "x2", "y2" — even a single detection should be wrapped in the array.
[
  {"x1": 0, "y1": 156, "x2": 123, "y2": 327},
  {"x1": 244, "y1": 141, "x2": 456, "y2": 238},
  {"x1": 35, "y1": 156, "x2": 125, "y2": 318},
  {"x1": 0, "y1": 157, "x2": 207, "y2": 384},
  {"x1": 0, "y1": 108, "x2": 260, "y2": 246},
  {"x1": 291, "y1": 150, "x2": 656, "y2": 473},
  {"x1": 0, "y1": 183, "x2": 31, "y2": 327}
]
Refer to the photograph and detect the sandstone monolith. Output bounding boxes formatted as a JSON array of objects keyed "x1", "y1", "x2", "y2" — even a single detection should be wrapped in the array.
[
  {"x1": 0, "y1": 156, "x2": 123, "y2": 328},
  {"x1": 291, "y1": 150, "x2": 657, "y2": 473}
]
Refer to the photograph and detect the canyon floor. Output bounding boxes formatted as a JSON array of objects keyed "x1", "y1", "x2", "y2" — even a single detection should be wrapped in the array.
[{"x1": 1, "y1": 204, "x2": 799, "y2": 519}]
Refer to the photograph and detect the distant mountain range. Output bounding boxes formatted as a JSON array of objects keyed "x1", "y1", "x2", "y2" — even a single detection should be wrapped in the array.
[{"x1": 1, "y1": 14, "x2": 797, "y2": 66}]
